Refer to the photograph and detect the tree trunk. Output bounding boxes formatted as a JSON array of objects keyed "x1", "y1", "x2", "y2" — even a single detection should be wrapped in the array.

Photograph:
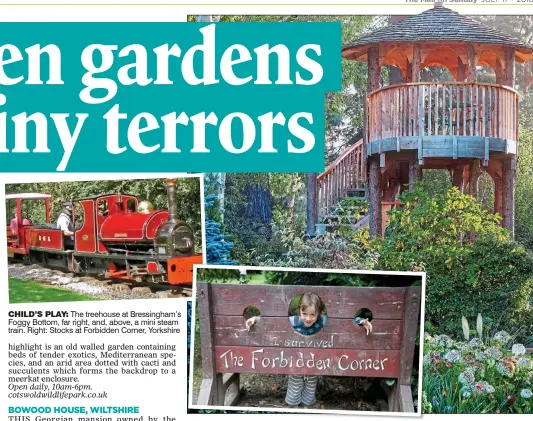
[
  {"x1": 468, "y1": 160, "x2": 481, "y2": 199},
  {"x1": 502, "y1": 160, "x2": 515, "y2": 240},
  {"x1": 452, "y1": 166, "x2": 465, "y2": 194},
  {"x1": 466, "y1": 44, "x2": 477, "y2": 82},
  {"x1": 411, "y1": 44, "x2": 421, "y2": 83},
  {"x1": 369, "y1": 157, "x2": 382, "y2": 236}
]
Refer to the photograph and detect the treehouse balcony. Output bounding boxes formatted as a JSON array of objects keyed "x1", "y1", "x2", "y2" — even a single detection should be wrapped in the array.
[{"x1": 366, "y1": 82, "x2": 518, "y2": 164}]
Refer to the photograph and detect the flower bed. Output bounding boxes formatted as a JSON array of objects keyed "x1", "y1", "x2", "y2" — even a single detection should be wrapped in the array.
[{"x1": 422, "y1": 328, "x2": 533, "y2": 414}]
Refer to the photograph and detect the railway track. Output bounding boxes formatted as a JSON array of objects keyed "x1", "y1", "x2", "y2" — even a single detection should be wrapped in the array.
[{"x1": 7, "y1": 263, "x2": 193, "y2": 299}]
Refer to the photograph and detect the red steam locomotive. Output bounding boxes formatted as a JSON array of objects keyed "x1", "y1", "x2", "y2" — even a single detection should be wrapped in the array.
[{"x1": 6, "y1": 179, "x2": 203, "y2": 285}]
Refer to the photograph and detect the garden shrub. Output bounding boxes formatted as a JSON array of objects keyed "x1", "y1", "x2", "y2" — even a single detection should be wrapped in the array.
[
  {"x1": 423, "y1": 317, "x2": 533, "y2": 414},
  {"x1": 379, "y1": 184, "x2": 533, "y2": 341},
  {"x1": 257, "y1": 230, "x2": 378, "y2": 271}
]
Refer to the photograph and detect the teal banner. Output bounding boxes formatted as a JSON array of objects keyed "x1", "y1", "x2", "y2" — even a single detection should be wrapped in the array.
[{"x1": 0, "y1": 22, "x2": 341, "y2": 172}]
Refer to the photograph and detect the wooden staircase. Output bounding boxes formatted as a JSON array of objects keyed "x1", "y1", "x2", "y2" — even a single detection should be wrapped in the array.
[
  {"x1": 317, "y1": 140, "x2": 365, "y2": 221},
  {"x1": 320, "y1": 196, "x2": 369, "y2": 233},
  {"x1": 316, "y1": 139, "x2": 402, "y2": 236}
]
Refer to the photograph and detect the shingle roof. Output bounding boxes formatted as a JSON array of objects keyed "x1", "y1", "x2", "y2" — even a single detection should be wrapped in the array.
[{"x1": 343, "y1": 5, "x2": 533, "y2": 55}]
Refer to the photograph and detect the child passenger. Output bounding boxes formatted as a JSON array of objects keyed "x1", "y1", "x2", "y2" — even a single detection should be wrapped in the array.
[{"x1": 245, "y1": 292, "x2": 372, "y2": 408}]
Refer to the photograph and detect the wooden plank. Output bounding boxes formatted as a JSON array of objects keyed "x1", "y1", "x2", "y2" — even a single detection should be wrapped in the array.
[
  {"x1": 198, "y1": 378, "x2": 216, "y2": 405},
  {"x1": 470, "y1": 84, "x2": 474, "y2": 137},
  {"x1": 398, "y1": 287, "x2": 421, "y2": 385},
  {"x1": 455, "y1": 84, "x2": 460, "y2": 137},
  {"x1": 197, "y1": 282, "x2": 225, "y2": 405},
  {"x1": 448, "y1": 86, "x2": 453, "y2": 136},
  {"x1": 462, "y1": 84, "x2": 467, "y2": 136},
  {"x1": 418, "y1": 85, "x2": 424, "y2": 162},
  {"x1": 399, "y1": 384, "x2": 415, "y2": 413},
  {"x1": 210, "y1": 284, "x2": 406, "y2": 319},
  {"x1": 403, "y1": 86, "x2": 407, "y2": 137},
  {"x1": 441, "y1": 84, "x2": 446, "y2": 135},
  {"x1": 434, "y1": 84, "x2": 439, "y2": 136},
  {"x1": 214, "y1": 316, "x2": 402, "y2": 350},
  {"x1": 215, "y1": 346, "x2": 401, "y2": 378},
  {"x1": 428, "y1": 84, "x2": 432, "y2": 135}
]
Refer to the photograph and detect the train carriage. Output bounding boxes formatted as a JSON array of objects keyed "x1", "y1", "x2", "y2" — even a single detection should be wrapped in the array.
[{"x1": 6, "y1": 179, "x2": 203, "y2": 285}]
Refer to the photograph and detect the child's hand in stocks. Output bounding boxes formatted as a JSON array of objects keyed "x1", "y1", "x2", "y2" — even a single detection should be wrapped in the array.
[
  {"x1": 362, "y1": 318, "x2": 372, "y2": 335},
  {"x1": 245, "y1": 316, "x2": 261, "y2": 331}
]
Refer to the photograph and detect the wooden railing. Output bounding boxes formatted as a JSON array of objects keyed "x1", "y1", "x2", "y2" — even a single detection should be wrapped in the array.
[
  {"x1": 367, "y1": 82, "x2": 519, "y2": 144},
  {"x1": 317, "y1": 140, "x2": 365, "y2": 218}
]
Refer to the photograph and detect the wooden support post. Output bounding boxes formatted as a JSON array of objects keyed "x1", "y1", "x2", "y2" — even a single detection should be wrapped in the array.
[
  {"x1": 502, "y1": 160, "x2": 515, "y2": 240},
  {"x1": 399, "y1": 287, "x2": 421, "y2": 386},
  {"x1": 369, "y1": 156, "x2": 382, "y2": 237},
  {"x1": 452, "y1": 166, "x2": 465, "y2": 194},
  {"x1": 365, "y1": 46, "x2": 381, "y2": 197},
  {"x1": 406, "y1": 60, "x2": 412, "y2": 83},
  {"x1": 457, "y1": 57, "x2": 465, "y2": 82},
  {"x1": 466, "y1": 44, "x2": 477, "y2": 82},
  {"x1": 502, "y1": 48, "x2": 517, "y2": 236},
  {"x1": 495, "y1": 58, "x2": 503, "y2": 85},
  {"x1": 222, "y1": 373, "x2": 241, "y2": 406},
  {"x1": 503, "y1": 47, "x2": 516, "y2": 87},
  {"x1": 366, "y1": 46, "x2": 380, "y2": 204},
  {"x1": 411, "y1": 44, "x2": 421, "y2": 83},
  {"x1": 388, "y1": 286, "x2": 420, "y2": 413},
  {"x1": 197, "y1": 283, "x2": 225, "y2": 405},
  {"x1": 468, "y1": 160, "x2": 481, "y2": 199},
  {"x1": 494, "y1": 177, "x2": 503, "y2": 220},
  {"x1": 408, "y1": 155, "x2": 422, "y2": 192}
]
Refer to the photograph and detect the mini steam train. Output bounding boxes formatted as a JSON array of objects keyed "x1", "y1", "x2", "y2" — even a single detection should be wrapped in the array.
[{"x1": 6, "y1": 179, "x2": 203, "y2": 285}]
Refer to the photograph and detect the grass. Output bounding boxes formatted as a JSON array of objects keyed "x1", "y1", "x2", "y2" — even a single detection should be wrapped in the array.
[{"x1": 9, "y1": 277, "x2": 101, "y2": 303}]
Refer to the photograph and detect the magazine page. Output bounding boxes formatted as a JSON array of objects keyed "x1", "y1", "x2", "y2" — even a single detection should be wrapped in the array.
[{"x1": 3, "y1": 1, "x2": 533, "y2": 420}]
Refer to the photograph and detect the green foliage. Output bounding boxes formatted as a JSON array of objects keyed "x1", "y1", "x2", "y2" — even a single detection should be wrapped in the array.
[
  {"x1": 196, "y1": 268, "x2": 240, "y2": 282},
  {"x1": 379, "y1": 183, "x2": 504, "y2": 271},
  {"x1": 378, "y1": 184, "x2": 533, "y2": 340},
  {"x1": 516, "y1": 126, "x2": 533, "y2": 250},
  {"x1": 257, "y1": 230, "x2": 377, "y2": 271}
]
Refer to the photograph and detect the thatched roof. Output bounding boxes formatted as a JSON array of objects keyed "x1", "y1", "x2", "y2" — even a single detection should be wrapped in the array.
[{"x1": 343, "y1": 4, "x2": 533, "y2": 63}]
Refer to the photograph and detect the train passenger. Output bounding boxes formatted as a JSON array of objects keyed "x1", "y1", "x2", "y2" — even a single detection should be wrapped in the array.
[{"x1": 56, "y1": 202, "x2": 75, "y2": 240}]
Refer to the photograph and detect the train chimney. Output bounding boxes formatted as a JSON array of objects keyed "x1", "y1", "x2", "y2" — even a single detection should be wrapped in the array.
[{"x1": 165, "y1": 178, "x2": 178, "y2": 223}]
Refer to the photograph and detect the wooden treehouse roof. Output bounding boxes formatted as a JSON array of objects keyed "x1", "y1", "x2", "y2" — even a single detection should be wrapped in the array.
[{"x1": 343, "y1": 5, "x2": 533, "y2": 69}]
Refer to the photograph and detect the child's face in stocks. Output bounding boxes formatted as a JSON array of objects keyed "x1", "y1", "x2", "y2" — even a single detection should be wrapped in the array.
[{"x1": 300, "y1": 305, "x2": 318, "y2": 327}]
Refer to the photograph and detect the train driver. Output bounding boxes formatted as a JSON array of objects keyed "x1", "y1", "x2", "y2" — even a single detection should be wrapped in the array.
[
  {"x1": 10, "y1": 210, "x2": 18, "y2": 235},
  {"x1": 56, "y1": 202, "x2": 75, "y2": 239}
]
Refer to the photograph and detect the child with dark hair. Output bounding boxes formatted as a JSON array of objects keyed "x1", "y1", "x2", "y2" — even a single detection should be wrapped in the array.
[{"x1": 245, "y1": 292, "x2": 372, "y2": 409}]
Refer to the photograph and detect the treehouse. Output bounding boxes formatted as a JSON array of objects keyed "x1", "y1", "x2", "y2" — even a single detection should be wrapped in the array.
[{"x1": 317, "y1": 2, "x2": 533, "y2": 238}]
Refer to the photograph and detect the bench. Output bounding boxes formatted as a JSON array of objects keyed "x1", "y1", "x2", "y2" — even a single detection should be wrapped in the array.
[{"x1": 196, "y1": 282, "x2": 421, "y2": 412}]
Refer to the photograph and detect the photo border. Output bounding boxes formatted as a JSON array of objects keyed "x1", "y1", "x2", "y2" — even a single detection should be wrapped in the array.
[
  {"x1": 1, "y1": 172, "x2": 206, "y2": 305},
  {"x1": 189, "y1": 264, "x2": 426, "y2": 417}
]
